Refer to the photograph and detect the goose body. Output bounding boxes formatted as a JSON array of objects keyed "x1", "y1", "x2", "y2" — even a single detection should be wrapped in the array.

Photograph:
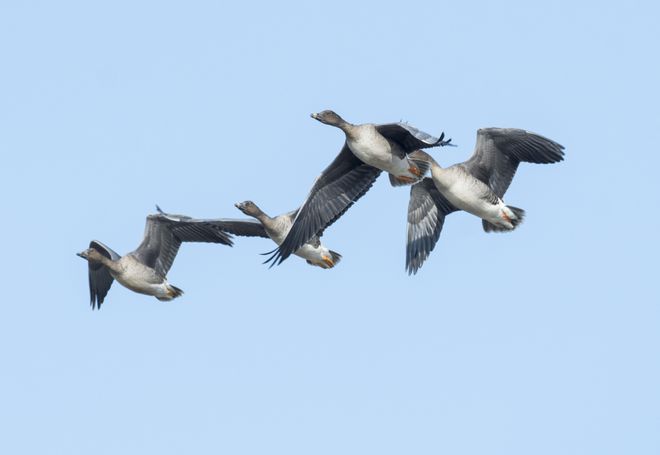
[
  {"x1": 271, "y1": 216, "x2": 339, "y2": 269},
  {"x1": 77, "y1": 207, "x2": 236, "y2": 309},
  {"x1": 345, "y1": 124, "x2": 414, "y2": 179},
  {"x1": 405, "y1": 128, "x2": 565, "y2": 274},
  {"x1": 430, "y1": 165, "x2": 512, "y2": 229},
  {"x1": 233, "y1": 201, "x2": 341, "y2": 269},
  {"x1": 109, "y1": 255, "x2": 177, "y2": 300}
]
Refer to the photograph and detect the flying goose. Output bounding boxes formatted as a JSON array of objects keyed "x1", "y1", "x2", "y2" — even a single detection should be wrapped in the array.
[
  {"x1": 77, "y1": 207, "x2": 235, "y2": 309},
  {"x1": 406, "y1": 128, "x2": 565, "y2": 274},
  {"x1": 234, "y1": 201, "x2": 341, "y2": 268},
  {"x1": 266, "y1": 110, "x2": 452, "y2": 266}
]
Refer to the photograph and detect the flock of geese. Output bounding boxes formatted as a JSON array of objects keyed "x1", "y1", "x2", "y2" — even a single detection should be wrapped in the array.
[{"x1": 78, "y1": 110, "x2": 565, "y2": 309}]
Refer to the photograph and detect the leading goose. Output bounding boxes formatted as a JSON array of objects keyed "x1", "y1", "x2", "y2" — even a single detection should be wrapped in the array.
[
  {"x1": 77, "y1": 207, "x2": 235, "y2": 309},
  {"x1": 406, "y1": 128, "x2": 565, "y2": 274},
  {"x1": 234, "y1": 201, "x2": 341, "y2": 269},
  {"x1": 266, "y1": 110, "x2": 452, "y2": 266}
]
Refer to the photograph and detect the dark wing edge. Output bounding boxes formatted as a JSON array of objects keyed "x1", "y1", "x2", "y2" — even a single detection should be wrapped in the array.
[
  {"x1": 376, "y1": 123, "x2": 452, "y2": 153},
  {"x1": 406, "y1": 179, "x2": 458, "y2": 275},
  {"x1": 132, "y1": 213, "x2": 235, "y2": 276},
  {"x1": 480, "y1": 128, "x2": 565, "y2": 164},
  {"x1": 265, "y1": 143, "x2": 382, "y2": 266},
  {"x1": 130, "y1": 216, "x2": 178, "y2": 276},
  {"x1": 155, "y1": 208, "x2": 254, "y2": 240},
  {"x1": 167, "y1": 217, "x2": 235, "y2": 246},
  {"x1": 463, "y1": 128, "x2": 565, "y2": 198},
  {"x1": 212, "y1": 219, "x2": 269, "y2": 239},
  {"x1": 87, "y1": 240, "x2": 120, "y2": 310}
]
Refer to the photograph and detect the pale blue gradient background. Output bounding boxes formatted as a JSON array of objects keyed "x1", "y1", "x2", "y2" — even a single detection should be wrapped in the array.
[{"x1": 1, "y1": 1, "x2": 658, "y2": 454}]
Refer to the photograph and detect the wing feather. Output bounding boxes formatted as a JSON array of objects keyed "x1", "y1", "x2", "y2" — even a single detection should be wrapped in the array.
[
  {"x1": 211, "y1": 219, "x2": 269, "y2": 239},
  {"x1": 463, "y1": 128, "x2": 564, "y2": 197},
  {"x1": 406, "y1": 179, "x2": 458, "y2": 275},
  {"x1": 87, "y1": 240, "x2": 120, "y2": 309},
  {"x1": 266, "y1": 143, "x2": 381, "y2": 266},
  {"x1": 375, "y1": 123, "x2": 450, "y2": 153},
  {"x1": 131, "y1": 212, "x2": 234, "y2": 276}
]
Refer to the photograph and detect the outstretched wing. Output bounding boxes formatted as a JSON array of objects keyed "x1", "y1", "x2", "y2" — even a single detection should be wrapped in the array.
[
  {"x1": 131, "y1": 211, "x2": 234, "y2": 276},
  {"x1": 376, "y1": 122, "x2": 451, "y2": 154},
  {"x1": 210, "y1": 219, "x2": 269, "y2": 239},
  {"x1": 87, "y1": 240, "x2": 121, "y2": 310},
  {"x1": 462, "y1": 128, "x2": 564, "y2": 198},
  {"x1": 265, "y1": 143, "x2": 382, "y2": 266},
  {"x1": 406, "y1": 179, "x2": 458, "y2": 275}
]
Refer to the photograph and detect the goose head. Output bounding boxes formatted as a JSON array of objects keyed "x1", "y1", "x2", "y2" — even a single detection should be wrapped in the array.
[
  {"x1": 76, "y1": 247, "x2": 107, "y2": 263},
  {"x1": 311, "y1": 110, "x2": 346, "y2": 127},
  {"x1": 235, "y1": 201, "x2": 262, "y2": 218}
]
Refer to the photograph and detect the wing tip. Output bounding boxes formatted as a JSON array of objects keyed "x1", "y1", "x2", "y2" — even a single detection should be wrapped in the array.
[
  {"x1": 262, "y1": 248, "x2": 288, "y2": 268},
  {"x1": 405, "y1": 254, "x2": 425, "y2": 276},
  {"x1": 219, "y1": 229, "x2": 235, "y2": 247},
  {"x1": 405, "y1": 256, "x2": 424, "y2": 275},
  {"x1": 90, "y1": 297, "x2": 102, "y2": 310}
]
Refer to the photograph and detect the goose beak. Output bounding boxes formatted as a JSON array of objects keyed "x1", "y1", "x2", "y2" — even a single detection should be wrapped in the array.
[
  {"x1": 310, "y1": 112, "x2": 319, "y2": 120},
  {"x1": 76, "y1": 252, "x2": 85, "y2": 259}
]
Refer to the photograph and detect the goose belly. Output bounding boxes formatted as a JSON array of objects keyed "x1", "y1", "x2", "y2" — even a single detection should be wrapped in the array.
[
  {"x1": 266, "y1": 221, "x2": 332, "y2": 267},
  {"x1": 113, "y1": 260, "x2": 169, "y2": 298},
  {"x1": 347, "y1": 136, "x2": 404, "y2": 174},
  {"x1": 447, "y1": 192, "x2": 501, "y2": 220},
  {"x1": 115, "y1": 273, "x2": 170, "y2": 298},
  {"x1": 295, "y1": 244, "x2": 331, "y2": 268},
  {"x1": 434, "y1": 173, "x2": 501, "y2": 220},
  {"x1": 295, "y1": 243, "x2": 322, "y2": 260}
]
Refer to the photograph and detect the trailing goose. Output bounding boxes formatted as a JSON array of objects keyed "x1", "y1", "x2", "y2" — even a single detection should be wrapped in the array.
[
  {"x1": 266, "y1": 110, "x2": 452, "y2": 266},
  {"x1": 234, "y1": 201, "x2": 341, "y2": 269},
  {"x1": 406, "y1": 128, "x2": 564, "y2": 274},
  {"x1": 77, "y1": 207, "x2": 235, "y2": 309}
]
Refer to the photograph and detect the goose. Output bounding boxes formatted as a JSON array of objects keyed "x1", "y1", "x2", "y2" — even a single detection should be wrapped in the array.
[
  {"x1": 406, "y1": 128, "x2": 565, "y2": 274},
  {"x1": 266, "y1": 110, "x2": 452, "y2": 266},
  {"x1": 234, "y1": 201, "x2": 341, "y2": 269},
  {"x1": 77, "y1": 207, "x2": 236, "y2": 309}
]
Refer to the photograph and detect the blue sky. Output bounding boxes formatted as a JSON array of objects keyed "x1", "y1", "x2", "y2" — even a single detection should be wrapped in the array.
[{"x1": 1, "y1": 1, "x2": 659, "y2": 454}]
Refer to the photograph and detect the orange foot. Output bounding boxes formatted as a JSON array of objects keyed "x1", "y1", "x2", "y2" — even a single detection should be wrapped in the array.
[
  {"x1": 321, "y1": 255, "x2": 335, "y2": 268},
  {"x1": 501, "y1": 210, "x2": 512, "y2": 223},
  {"x1": 408, "y1": 166, "x2": 423, "y2": 177},
  {"x1": 396, "y1": 175, "x2": 416, "y2": 184}
]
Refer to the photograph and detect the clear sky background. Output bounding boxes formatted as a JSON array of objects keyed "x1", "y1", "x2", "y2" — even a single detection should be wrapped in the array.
[{"x1": 1, "y1": 1, "x2": 658, "y2": 454}]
